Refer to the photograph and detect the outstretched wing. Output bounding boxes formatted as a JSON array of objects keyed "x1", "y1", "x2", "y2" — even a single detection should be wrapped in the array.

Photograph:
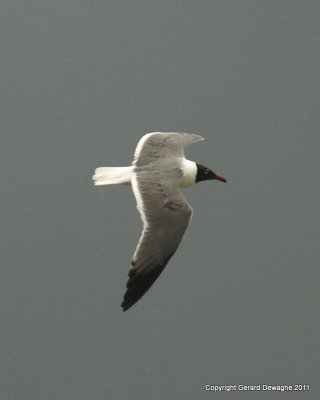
[
  {"x1": 121, "y1": 168, "x2": 193, "y2": 311},
  {"x1": 133, "y1": 132, "x2": 204, "y2": 167}
]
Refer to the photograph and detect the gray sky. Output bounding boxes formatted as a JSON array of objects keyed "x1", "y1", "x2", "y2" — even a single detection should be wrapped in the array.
[{"x1": 2, "y1": 1, "x2": 320, "y2": 399}]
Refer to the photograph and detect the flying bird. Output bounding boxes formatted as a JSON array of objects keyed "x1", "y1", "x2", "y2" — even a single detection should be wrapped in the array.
[{"x1": 93, "y1": 132, "x2": 226, "y2": 311}]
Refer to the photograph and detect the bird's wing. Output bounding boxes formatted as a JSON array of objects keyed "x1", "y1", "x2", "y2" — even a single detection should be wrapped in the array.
[
  {"x1": 133, "y1": 132, "x2": 204, "y2": 166},
  {"x1": 121, "y1": 168, "x2": 193, "y2": 311}
]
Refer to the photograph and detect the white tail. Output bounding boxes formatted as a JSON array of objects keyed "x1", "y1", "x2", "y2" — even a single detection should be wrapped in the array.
[{"x1": 92, "y1": 166, "x2": 133, "y2": 185}]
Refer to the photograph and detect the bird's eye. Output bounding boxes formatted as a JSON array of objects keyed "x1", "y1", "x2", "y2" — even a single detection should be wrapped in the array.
[{"x1": 205, "y1": 170, "x2": 209, "y2": 174}]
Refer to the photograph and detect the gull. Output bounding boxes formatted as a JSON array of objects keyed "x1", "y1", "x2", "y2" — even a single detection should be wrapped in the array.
[{"x1": 93, "y1": 132, "x2": 226, "y2": 311}]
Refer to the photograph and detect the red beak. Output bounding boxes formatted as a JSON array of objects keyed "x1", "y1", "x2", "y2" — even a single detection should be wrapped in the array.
[{"x1": 214, "y1": 174, "x2": 227, "y2": 183}]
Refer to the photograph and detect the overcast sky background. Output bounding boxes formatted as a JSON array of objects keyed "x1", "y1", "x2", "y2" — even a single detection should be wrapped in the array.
[{"x1": 2, "y1": 1, "x2": 320, "y2": 399}]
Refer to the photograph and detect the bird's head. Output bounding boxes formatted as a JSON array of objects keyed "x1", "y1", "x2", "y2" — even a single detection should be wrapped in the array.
[{"x1": 195, "y1": 163, "x2": 227, "y2": 183}]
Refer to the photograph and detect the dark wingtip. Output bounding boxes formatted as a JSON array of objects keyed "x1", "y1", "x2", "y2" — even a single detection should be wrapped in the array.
[
  {"x1": 121, "y1": 262, "x2": 168, "y2": 312},
  {"x1": 121, "y1": 298, "x2": 136, "y2": 312}
]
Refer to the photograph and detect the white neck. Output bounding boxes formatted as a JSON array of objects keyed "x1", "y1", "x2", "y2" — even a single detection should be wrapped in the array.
[{"x1": 180, "y1": 159, "x2": 197, "y2": 187}]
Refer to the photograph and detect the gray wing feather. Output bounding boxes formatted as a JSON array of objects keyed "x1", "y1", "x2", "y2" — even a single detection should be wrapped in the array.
[
  {"x1": 121, "y1": 168, "x2": 193, "y2": 311},
  {"x1": 133, "y1": 132, "x2": 204, "y2": 167}
]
